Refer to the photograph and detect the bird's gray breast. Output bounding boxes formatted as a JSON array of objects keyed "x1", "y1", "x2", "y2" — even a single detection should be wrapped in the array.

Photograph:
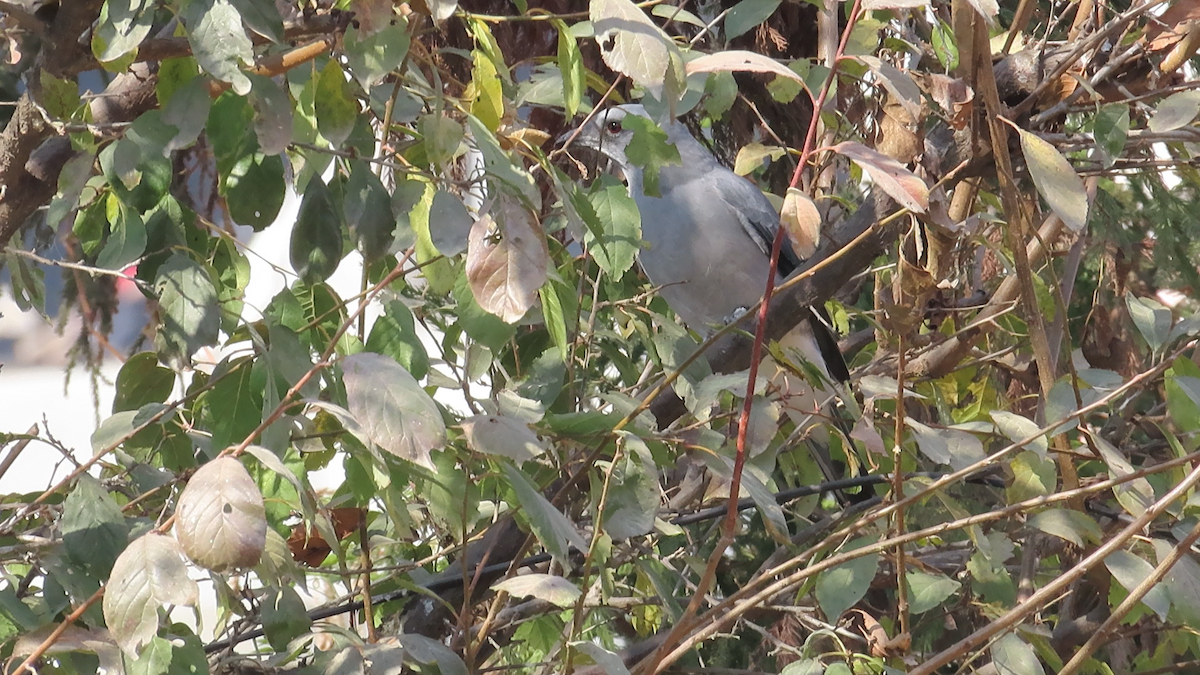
[{"x1": 633, "y1": 165, "x2": 778, "y2": 333}]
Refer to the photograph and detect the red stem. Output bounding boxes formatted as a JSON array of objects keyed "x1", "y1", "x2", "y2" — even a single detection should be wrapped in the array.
[{"x1": 724, "y1": 0, "x2": 864, "y2": 535}]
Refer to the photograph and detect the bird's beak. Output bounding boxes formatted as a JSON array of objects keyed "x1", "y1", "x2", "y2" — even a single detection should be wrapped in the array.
[{"x1": 556, "y1": 119, "x2": 601, "y2": 152}]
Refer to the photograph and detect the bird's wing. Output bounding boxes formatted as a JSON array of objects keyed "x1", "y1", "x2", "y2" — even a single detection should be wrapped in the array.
[
  {"x1": 713, "y1": 172, "x2": 850, "y2": 384},
  {"x1": 712, "y1": 172, "x2": 803, "y2": 277}
]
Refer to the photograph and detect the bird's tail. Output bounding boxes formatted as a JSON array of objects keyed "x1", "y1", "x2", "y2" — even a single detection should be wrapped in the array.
[{"x1": 769, "y1": 316, "x2": 870, "y2": 504}]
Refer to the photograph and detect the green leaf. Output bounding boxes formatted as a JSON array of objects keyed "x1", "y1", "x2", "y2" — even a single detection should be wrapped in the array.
[
  {"x1": 366, "y1": 300, "x2": 429, "y2": 379},
  {"x1": 539, "y1": 280, "x2": 570, "y2": 361},
  {"x1": 1126, "y1": 293, "x2": 1173, "y2": 352},
  {"x1": 990, "y1": 632, "x2": 1045, "y2": 675},
  {"x1": 931, "y1": 19, "x2": 958, "y2": 70},
  {"x1": 991, "y1": 410, "x2": 1048, "y2": 458},
  {"x1": 229, "y1": 0, "x2": 284, "y2": 43},
  {"x1": 590, "y1": 0, "x2": 683, "y2": 99},
  {"x1": 1093, "y1": 103, "x2": 1129, "y2": 168},
  {"x1": 343, "y1": 352, "x2": 447, "y2": 469},
  {"x1": 246, "y1": 72, "x2": 294, "y2": 155},
  {"x1": 471, "y1": 49, "x2": 504, "y2": 131},
  {"x1": 162, "y1": 76, "x2": 212, "y2": 155},
  {"x1": 1028, "y1": 508, "x2": 1101, "y2": 547},
  {"x1": 461, "y1": 414, "x2": 546, "y2": 462},
  {"x1": 418, "y1": 112, "x2": 464, "y2": 168},
  {"x1": 1154, "y1": 538, "x2": 1200, "y2": 626},
  {"x1": 907, "y1": 570, "x2": 960, "y2": 614},
  {"x1": 619, "y1": 114, "x2": 682, "y2": 198},
  {"x1": 1092, "y1": 431, "x2": 1155, "y2": 517},
  {"x1": 344, "y1": 19, "x2": 411, "y2": 89},
  {"x1": 397, "y1": 634, "x2": 468, "y2": 675},
  {"x1": 128, "y1": 633, "x2": 207, "y2": 675},
  {"x1": 556, "y1": 23, "x2": 584, "y2": 118},
  {"x1": 61, "y1": 475, "x2": 129, "y2": 579},
  {"x1": 114, "y1": 352, "x2": 175, "y2": 413},
  {"x1": 815, "y1": 537, "x2": 878, "y2": 621},
  {"x1": 583, "y1": 177, "x2": 641, "y2": 278},
  {"x1": 344, "y1": 160, "x2": 396, "y2": 261},
  {"x1": 427, "y1": 189, "x2": 472, "y2": 257},
  {"x1": 94, "y1": 0, "x2": 154, "y2": 63},
  {"x1": 225, "y1": 153, "x2": 286, "y2": 230},
  {"x1": 314, "y1": 59, "x2": 358, "y2": 147},
  {"x1": 6, "y1": 250, "x2": 46, "y2": 313},
  {"x1": 183, "y1": 0, "x2": 254, "y2": 95},
  {"x1": 425, "y1": 450, "x2": 478, "y2": 534},
  {"x1": 452, "y1": 268, "x2": 517, "y2": 352},
  {"x1": 601, "y1": 432, "x2": 659, "y2": 540},
  {"x1": 207, "y1": 92, "x2": 257, "y2": 178},
  {"x1": 1105, "y1": 550, "x2": 1170, "y2": 621},
  {"x1": 262, "y1": 587, "x2": 312, "y2": 651},
  {"x1": 501, "y1": 462, "x2": 588, "y2": 567},
  {"x1": 289, "y1": 176, "x2": 344, "y2": 283},
  {"x1": 105, "y1": 535, "x2": 198, "y2": 660},
  {"x1": 1007, "y1": 450, "x2": 1056, "y2": 503},
  {"x1": 570, "y1": 641, "x2": 630, "y2": 675},
  {"x1": 724, "y1": 0, "x2": 781, "y2": 39},
  {"x1": 154, "y1": 254, "x2": 220, "y2": 367},
  {"x1": 704, "y1": 69, "x2": 738, "y2": 118},
  {"x1": 41, "y1": 72, "x2": 81, "y2": 119},
  {"x1": 207, "y1": 358, "x2": 263, "y2": 450},
  {"x1": 906, "y1": 418, "x2": 986, "y2": 470},
  {"x1": 464, "y1": 115, "x2": 541, "y2": 207},
  {"x1": 1167, "y1": 367, "x2": 1200, "y2": 432},
  {"x1": 46, "y1": 151, "x2": 94, "y2": 229}
]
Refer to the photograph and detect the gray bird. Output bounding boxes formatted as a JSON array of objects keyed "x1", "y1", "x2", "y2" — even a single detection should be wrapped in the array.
[{"x1": 563, "y1": 104, "x2": 857, "y2": 490}]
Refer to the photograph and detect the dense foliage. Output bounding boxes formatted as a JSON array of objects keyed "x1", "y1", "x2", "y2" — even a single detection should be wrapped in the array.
[{"x1": 3, "y1": 0, "x2": 1200, "y2": 673}]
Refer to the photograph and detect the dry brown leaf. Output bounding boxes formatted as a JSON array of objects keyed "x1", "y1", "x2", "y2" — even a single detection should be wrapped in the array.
[
  {"x1": 1146, "y1": 0, "x2": 1200, "y2": 51},
  {"x1": 465, "y1": 194, "x2": 549, "y2": 323},
  {"x1": 832, "y1": 141, "x2": 929, "y2": 213},
  {"x1": 686, "y1": 50, "x2": 812, "y2": 101},
  {"x1": 287, "y1": 507, "x2": 366, "y2": 567}
]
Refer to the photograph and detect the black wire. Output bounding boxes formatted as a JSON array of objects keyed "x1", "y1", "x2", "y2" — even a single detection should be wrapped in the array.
[{"x1": 203, "y1": 469, "x2": 1001, "y2": 653}]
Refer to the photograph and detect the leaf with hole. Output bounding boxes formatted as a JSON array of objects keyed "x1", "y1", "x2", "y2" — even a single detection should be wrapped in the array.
[
  {"x1": 465, "y1": 195, "x2": 549, "y2": 323},
  {"x1": 175, "y1": 456, "x2": 268, "y2": 571}
]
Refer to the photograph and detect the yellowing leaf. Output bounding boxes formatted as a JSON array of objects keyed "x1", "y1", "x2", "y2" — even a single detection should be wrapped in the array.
[
  {"x1": 471, "y1": 49, "x2": 504, "y2": 131},
  {"x1": 733, "y1": 143, "x2": 786, "y2": 176},
  {"x1": 780, "y1": 188, "x2": 821, "y2": 259},
  {"x1": 175, "y1": 456, "x2": 267, "y2": 572},
  {"x1": 1015, "y1": 127, "x2": 1089, "y2": 231},
  {"x1": 465, "y1": 195, "x2": 548, "y2": 323},
  {"x1": 104, "y1": 533, "x2": 198, "y2": 657},
  {"x1": 494, "y1": 573, "x2": 582, "y2": 607},
  {"x1": 832, "y1": 141, "x2": 928, "y2": 213}
]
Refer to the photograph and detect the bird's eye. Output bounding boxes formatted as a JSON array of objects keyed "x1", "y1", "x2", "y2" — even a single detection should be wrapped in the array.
[{"x1": 605, "y1": 119, "x2": 623, "y2": 134}]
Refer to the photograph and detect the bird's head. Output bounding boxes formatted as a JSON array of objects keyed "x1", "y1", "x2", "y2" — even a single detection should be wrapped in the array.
[{"x1": 558, "y1": 104, "x2": 653, "y2": 175}]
